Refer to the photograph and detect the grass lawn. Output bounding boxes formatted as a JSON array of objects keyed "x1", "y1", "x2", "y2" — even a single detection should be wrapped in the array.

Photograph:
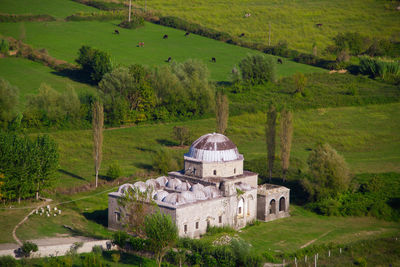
[
  {"x1": 0, "y1": 0, "x2": 98, "y2": 18},
  {"x1": 0, "y1": 57, "x2": 97, "y2": 105},
  {"x1": 0, "y1": 21, "x2": 324, "y2": 81},
  {"x1": 238, "y1": 205, "x2": 400, "y2": 255},
  {"x1": 141, "y1": 0, "x2": 400, "y2": 54}
]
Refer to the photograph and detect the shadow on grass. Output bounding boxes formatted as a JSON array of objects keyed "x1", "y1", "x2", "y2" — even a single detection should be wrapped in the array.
[
  {"x1": 59, "y1": 169, "x2": 86, "y2": 181},
  {"x1": 135, "y1": 146, "x2": 156, "y2": 153},
  {"x1": 83, "y1": 209, "x2": 108, "y2": 228},
  {"x1": 51, "y1": 68, "x2": 94, "y2": 85},
  {"x1": 156, "y1": 138, "x2": 178, "y2": 147},
  {"x1": 134, "y1": 162, "x2": 153, "y2": 171},
  {"x1": 103, "y1": 251, "x2": 150, "y2": 266}
]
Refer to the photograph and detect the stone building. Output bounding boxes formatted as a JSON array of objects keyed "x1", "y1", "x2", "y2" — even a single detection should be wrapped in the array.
[{"x1": 108, "y1": 133, "x2": 290, "y2": 238}]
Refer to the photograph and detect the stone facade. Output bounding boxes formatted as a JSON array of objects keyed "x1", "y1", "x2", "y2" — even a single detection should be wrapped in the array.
[{"x1": 108, "y1": 133, "x2": 290, "y2": 238}]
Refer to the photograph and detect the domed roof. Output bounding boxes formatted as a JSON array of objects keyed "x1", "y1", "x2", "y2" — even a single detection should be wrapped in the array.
[{"x1": 186, "y1": 133, "x2": 241, "y2": 162}]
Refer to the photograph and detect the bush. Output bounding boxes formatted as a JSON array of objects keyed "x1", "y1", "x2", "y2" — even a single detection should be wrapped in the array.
[
  {"x1": 359, "y1": 56, "x2": 400, "y2": 83},
  {"x1": 0, "y1": 39, "x2": 9, "y2": 54},
  {"x1": 152, "y1": 148, "x2": 179, "y2": 175},
  {"x1": 112, "y1": 231, "x2": 129, "y2": 250},
  {"x1": 239, "y1": 54, "x2": 276, "y2": 84},
  {"x1": 76, "y1": 45, "x2": 112, "y2": 83},
  {"x1": 66, "y1": 11, "x2": 125, "y2": 21},
  {"x1": 118, "y1": 16, "x2": 145, "y2": 29},
  {"x1": 172, "y1": 126, "x2": 191, "y2": 146},
  {"x1": 107, "y1": 161, "x2": 122, "y2": 180},
  {"x1": 21, "y1": 241, "x2": 38, "y2": 257},
  {"x1": 128, "y1": 236, "x2": 147, "y2": 251},
  {"x1": 0, "y1": 255, "x2": 18, "y2": 267},
  {"x1": 206, "y1": 225, "x2": 235, "y2": 235},
  {"x1": 111, "y1": 252, "x2": 120, "y2": 263},
  {"x1": 92, "y1": 245, "x2": 103, "y2": 255}
]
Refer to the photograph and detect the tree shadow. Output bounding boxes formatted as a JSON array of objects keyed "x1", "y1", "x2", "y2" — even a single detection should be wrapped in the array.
[
  {"x1": 51, "y1": 68, "x2": 94, "y2": 85},
  {"x1": 82, "y1": 208, "x2": 108, "y2": 228},
  {"x1": 133, "y1": 162, "x2": 153, "y2": 171},
  {"x1": 134, "y1": 146, "x2": 155, "y2": 153},
  {"x1": 58, "y1": 169, "x2": 86, "y2": 181},
  {"x1": 156, "y1": 138, "x2": 178, "y2": 147}
]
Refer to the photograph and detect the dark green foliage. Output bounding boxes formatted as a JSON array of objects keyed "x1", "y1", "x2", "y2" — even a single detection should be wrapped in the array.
[
  {"x1": 0, "y1": 78, "x2": 19, "y2": 129},
  {"x1": 231, "y1": 238, "x2": 263, "y2": 267},
  {"x1": 239, "y1": 54, "x2": 276, "y2": 84},
  {"x1": 82, "y1": 252, "x2": 104, "y2": 267},
  {"x1": 172, "y1": 126, "x2": 191, "y2": 146},
  {"x1": 92, "y1": 245, "x2": 103, "y2": 255},
  {"x1": 0, "y1": 255, "x2": 18, "y2": 267},
  {"x1": 21, "y1": 241, "x2": 38, "y2": 257},
  {"x1": 128, "y1": 236, "x2": 147, "y2": 251},
  {"x1": 0, "y1": 39, "x2": 9, "y2": 54},
  {"x1": 72, "y1": 0, "x2": 124, "y2": 11},
  {"x1": 302, "y1": 143, "x2": 351, "y2": 201},
  {"x1": 0, "y1": 132, "x2": 59, "y2": 202},
  {"x1": 152, "y1": 148, "x2": 178, "y2": 175},
  {"x1": 205, "y1": 225, "x2": 235, "y2": 236},
  {"x1": 0, "y1": 13, "x2": 55, "y2": 22},
  {"x1": 112, "y1": 231, "x2": 129, "y2": 250},
  {"x1": 76, "y1": 45, "x2": 112, "y2": 83},
  {"x1": 66, "y1": 11, "x2": 125, "y2": 21},
  {"x1": 332, "y1": 32, "x2": 368, "y2": 56},
  {"x1": 106, "y1": 161, "x2": 122, "y2": 180},
  {"x1": 118, "y1": 16, "x2": 145, "y2": 29},
  {"x1": 359, "y1": 56, "x2": 400, "y2": 84}
]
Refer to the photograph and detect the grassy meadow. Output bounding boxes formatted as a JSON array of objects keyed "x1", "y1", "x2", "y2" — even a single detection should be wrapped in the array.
[
  {"x1": 140, "y1": 0, "x2": 400, "y2": 54},
  {"x1": 0, "y1": 0, "x2": 98, "y2": 18},
  {"x1": 0, "y1": 21, "x2": 324, "y2": 81},
  {"x1": 0, "y1": 57, "x2": 97, "y2": 105}
]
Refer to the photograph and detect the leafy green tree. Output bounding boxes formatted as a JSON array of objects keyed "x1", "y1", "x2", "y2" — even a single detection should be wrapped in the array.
[
  {"x1": 0, "y1": 78, "x2": 19, "y2": 129},
  {"x1": 215, "y1": 90, "x2": 229, "y2": 135},
  {"x1": 152, "y1": 148, "x2": 178, "y2": 175},
  {"x1": 239, "y1": 54, "x2": 276, "y2": 85},
  {"x1": 76, "y1": 45, "x2": 112, "y2": 83},
  {"x1": 293, "y1": 73, "x2": 307, "y2": 95},
  {"x1": 280, "y1": 109, "x2": 293, "y2": 182},
  {"x1": 173, "y1": 126, "x2": 191, "y2": 146},
  {"x1": 106, "y1": 161, "x2": 122, "y2": 180},
  {"x1": 266, "y1": 105, "x2": 277, "y2": 181},
  {"x1": 21, "y1": 241, "x2": 38, "y2": 258},
  {"x1": 144, "y1": 212, "x2": 178, "y2": 267},
  {"x1": 302, "y1": 143, "x2": 351, "y2": 201},
  {"x1": 32, "y1": 135, "x2": 59, "y2": 200}
]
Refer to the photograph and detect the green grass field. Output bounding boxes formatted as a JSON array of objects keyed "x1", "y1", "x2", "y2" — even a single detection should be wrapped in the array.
[
  {"x1": 141, "y1": 0, "x2": 400, "y2": 54},
  {"x1": 0, "y1": 57, "x2": 97, "y2": 105},
  {"x1": 0, "y1": 21, "x2": 324, "y2": 81},
  {"x1": 0, "y1": 0, "x2": 98, "y2": 18}
]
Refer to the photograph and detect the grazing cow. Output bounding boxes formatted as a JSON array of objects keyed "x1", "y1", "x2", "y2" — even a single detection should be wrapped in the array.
[
  {"x1": 244, "y1": 13, "x2": 251, "y2": 18},
  {"x1": 277, "y1": 58, "x2": 283, "y2": 64},
  {"x1": 163, "y1": 34, "x2": 168, "y2": 39},
  {"x1": 316, "y1": 23, "x2": 323, "y2": 28},
  {"x1": 185, "y1": 32, "x2": 190, "y2": 37},
  {"x1": 239, "y1": 33, "x2": 245, "y2": 37},
  {"x1": 211, "y1": 57, "x2": 216, "y2": 63},
  {"x1": 114, "y1": 29, "x2": 120, "y2": 34},
  {"x1": 166, "y1": 57, "x2": 172, "y2": 63}
]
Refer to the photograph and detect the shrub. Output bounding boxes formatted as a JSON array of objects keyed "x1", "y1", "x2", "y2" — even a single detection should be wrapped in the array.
[
  {"x1": 82, "y1": 252, "x2": 104, "y2": 267},
  {"x1": 152, "y1": 148, "x2": 179, "y2": 175},
  {"x1": 359, "y1": 56, "x2": 400, "y2": 82},
  {"x1": 76, "y1": 45, "x2": 112, "y2": 83},
  {"x1": 112, "y1": 231, "x2": 129, "y2": 250},
  {"x1": 293, "y1": 73, "x2": 307, "y2": 95},
  {"x1": 128, "y1": 236, "x2": 147, "y2": 251},
  {"x1": 354, "y1": 257, "x2": 367, "y2": 267},
  {"x1": 66, "y1": 11, "x2": 125, "y2": 21},
  {"x1": 111, "y1": 252, "x2": 120, "y2": 263},
  {"x1": 0, "y1": 78, "x2": 19, "y2": 128},
  {"x1": 172, "y1": 126, "x2": 191, "y2": 146},
  {"x1": 206, "y1": 225, "x2": 235, "y2": 235},
  {"x1": 92, "y1": 245, "x2": 103, "y2": 255},
  {"x1": 0, "y1": 255, "x2": 18, "y2": 267},
  {"x1": 21, "y1": 241, "x2": 38, "y2": 257},
  {"x1": 239, "y1": 54, "x2": 276, "y2": 84},
  {"x1": 107, "y1": 161, "x2": 122, "y2": 180},
  {"x1": 0, "y1": 39, "x2": 9, "y2": 54},
  {"x1": 118, "y1": 16, "x2": 145, "y2": 29},
  {"x1": 263, "y1": 250, "x2": 279, "y2": 263}
]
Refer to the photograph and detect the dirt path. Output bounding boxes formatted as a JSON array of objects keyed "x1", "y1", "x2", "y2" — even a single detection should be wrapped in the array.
[
  {"x1": 300, "y1": 229, "x2": 334, "y2": 249},
  {"x1": 12, "y1": 198, "x2": 52, "y2": 246}
]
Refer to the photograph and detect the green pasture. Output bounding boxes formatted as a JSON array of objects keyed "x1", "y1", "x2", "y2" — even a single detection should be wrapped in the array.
[
  {"x1": 141, "y1": 0, "x2": 400, "y2": 54},
  {"x1": 0, "y1": 21, "x2": 324, "y2": 81},
  {"x1": 0, "y1": 57, "x2": 97, "y2": 105},
  {"x1": 0, "y1": 0, "x2": 98, "y2": 18},
  {"x1": 40, "y1": 102, "x2": 400, "y2": 190}
]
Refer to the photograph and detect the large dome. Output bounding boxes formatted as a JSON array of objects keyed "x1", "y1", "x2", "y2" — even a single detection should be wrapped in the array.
[{"x1": 185, "y1": 133, "x2": 241, "y2": 162}]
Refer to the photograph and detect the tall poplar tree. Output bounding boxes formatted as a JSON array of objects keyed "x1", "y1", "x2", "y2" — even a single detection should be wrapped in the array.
[
  {"x1": 266, "y1": 105, "x2": 277, "y2": 182},
  {"x1": 280, "y1": 109, "x2": 293, "y2": 182},
  {"x1": 93, "y1": 101, "x2": 104, "y2": 188},
  {"x1": 215, "y1": 90, "x2": 229, "y2": 135}
]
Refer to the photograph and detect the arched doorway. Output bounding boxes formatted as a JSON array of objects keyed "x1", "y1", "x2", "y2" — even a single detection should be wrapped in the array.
[
  {"x1": 269, "y1": 199, "x2": 276, "y2": 215},
  {"x1": 279, "y1": 197, "x2": 286, "y2": 212}
]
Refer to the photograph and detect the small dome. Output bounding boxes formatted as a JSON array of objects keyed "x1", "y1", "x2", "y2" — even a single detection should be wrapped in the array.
[
  {"x1": 117, "y1": 183, "x2": 134, "y2": 195},
  {"x1": 190, "y1": 183, "x2": 204, "y2": 192},
  {"x1": 163, "y1": 193, "x2": 186, "y2": 205},
  {"x1": 193, "y1": 190, "x2": 207, "y2": 200},
  {"x1": 154, "y1": 190, "x2": 169, "y2": 201},
  {"x1": 166, "y1": 178, "x2": 182, "y2": 189},
  {"x1": 146, "y1": 179, "x2": 158, "y2": 189},
  {"x1": 186, "y1": 133, "x2": 240, "y2": 162},
  {"x1": 176, "y1": 181, "x2": 191, "y2": 191},
  {"x1": 203, "y1": 186, "x2": 221, "y2": 198},
  {"x1": 180, "y1": 191, "x2": 196, "y2": 203},
  {"x1": 155, "y1": 176, "x2": 168, "y2": 187},
  {"x1": 133, "y1": 181, "x2": 147, "y2": 193}
]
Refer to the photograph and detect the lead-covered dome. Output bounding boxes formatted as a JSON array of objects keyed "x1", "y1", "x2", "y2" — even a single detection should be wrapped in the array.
[{"x1": 186, "y1": 133, "x2": 240, "y2": 162}]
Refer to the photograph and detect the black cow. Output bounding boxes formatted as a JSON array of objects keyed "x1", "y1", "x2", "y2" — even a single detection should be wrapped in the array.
[
  {"x1": 166, "y1": 57, "x2": 172, "y2": 63},
  {"x1": 239, "y1": 33, "x2": 245, "y2": 37},
  {"x1": 211, "y1": 57, "x2": 216, "y2": 63},
  {"x1": 316, "y1": 23, "x2": 323, "y2": 28},
  {"x1": 277, "y1": 58, "x2": 283, "y2": 64},
  {"x1": 185, "y1": 32, "x2": 190, "y2": 37},
  {"x1": 114, "y1": 29, "x2": 120, "y2": 34},
  {"x1": 163, "y1": 34, "x2": 168, "y2": 39}
]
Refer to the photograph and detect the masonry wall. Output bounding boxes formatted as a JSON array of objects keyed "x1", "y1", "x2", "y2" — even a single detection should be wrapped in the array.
[
  {"x1": 257, "y1": 189, "x2": 290, "y2": 222},
  {"x1": 202, "y1": 159, "x2": 243, "y2": 178}
]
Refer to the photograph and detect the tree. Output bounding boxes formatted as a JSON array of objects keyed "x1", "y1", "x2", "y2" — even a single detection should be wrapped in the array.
[
  {"x1": 238, "y1": 54, "x2": 276, "y2": 85},
  {"x1": 215, "y1": 90, "x2": 229, "y2": 135},
  {"x1": 280, "y1": 109, "x2": 293, "y2": 182},
  {"x1": 173, "y1": 126, "x2": 191, "y2": 146},
  {"x1": 302, "y1": 143, "x2": 351, "y2": 201},
  {"x1": 32, "y1": 135, "x2": 59, "y2": 200},
  {"x1": 266, "y1": 105, "x2": 277, "y2": 182},
  {"x1": 20, "y1": 241, "x2": 38, "y2": 258},
  {"x1": 293, "y1": 73, "x2": 307, "y2": 95},
  {"x1": 76, "y1": 45, "x2": 112, "y2": 83},
  {"x1": 93, "y1": 101, "x2": 104, "y2": 188},
  {"x1": 0, "y1": 78, "x2": 19, "y2": 129},
  {"x1": 144, "y1": 212, "x2": 178, "y2": 267},
  {"x1": 152, "y1": 148, "x2": 178, "y2": 175}
]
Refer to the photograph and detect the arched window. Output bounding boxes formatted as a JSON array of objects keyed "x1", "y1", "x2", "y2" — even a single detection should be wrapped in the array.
[
  {"x1": 238, "y1": 198, "x2": 244, "y2": 216},
  {"x1": 279, "y1": 197, "x2": 286, "y2": 212},
  {"x1": 213, "y1": 170, "x2": 217, "y2": 175},
  {"x1": 269, "y1": 199, "x2": 276, "y2": 215}
]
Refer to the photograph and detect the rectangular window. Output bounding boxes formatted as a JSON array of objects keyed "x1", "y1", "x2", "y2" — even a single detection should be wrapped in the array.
[
  {"x1": 195, "y1": 222, "x2": 199, "y2": 229},
  {"x1": 115, "y1": 212, "x2": 121, "y2": 222},
  {"x1": 219, "y1": 215, "x2": 222, "y2": 223},
  {"x1": 184, "y1": 224, "x2": 187, "y2": 233}
]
